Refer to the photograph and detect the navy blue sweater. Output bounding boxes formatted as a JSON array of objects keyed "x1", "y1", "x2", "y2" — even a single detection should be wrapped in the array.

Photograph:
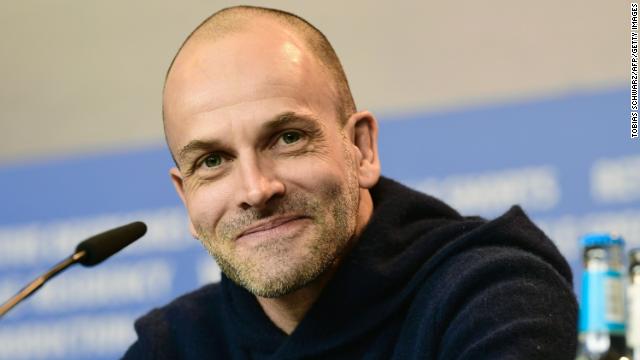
[{"x1": 123, "y1": 177, "x2": 578, "y2": 359}]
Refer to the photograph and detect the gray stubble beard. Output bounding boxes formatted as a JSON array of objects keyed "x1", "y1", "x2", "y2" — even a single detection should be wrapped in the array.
[{"x1": 196, "y1": 171, "x2": 359, "y2": 298}]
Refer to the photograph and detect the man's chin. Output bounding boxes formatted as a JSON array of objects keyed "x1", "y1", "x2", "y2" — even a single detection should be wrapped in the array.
[
  {"x1": 222, "y1": 257, "x2": 334, "y2": 298},
  {"x1": 242, "y1": 277, "x2": 311, "y2": 298}
]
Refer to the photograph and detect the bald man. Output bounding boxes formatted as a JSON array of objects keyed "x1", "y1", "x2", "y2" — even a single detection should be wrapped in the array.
[{"x1": 124, "y1": 6, "x2": 577, "y2": 359}]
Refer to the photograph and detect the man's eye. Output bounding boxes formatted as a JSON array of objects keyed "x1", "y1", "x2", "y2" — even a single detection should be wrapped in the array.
[
  {"x1": 202, "y1": 154, "x2": 223, "y2": 168},
  {"x1": 280, "y1": 131, "x2": 302, "y2": 145}
]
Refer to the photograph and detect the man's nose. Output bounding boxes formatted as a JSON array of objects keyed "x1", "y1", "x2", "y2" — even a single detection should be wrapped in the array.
[{"x1": 236, "y1": 155, "x2": 285, "y2": 209}]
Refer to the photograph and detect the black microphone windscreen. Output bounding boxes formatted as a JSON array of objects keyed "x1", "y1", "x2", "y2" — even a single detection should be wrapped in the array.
[{"x1": 75, "y1": 221, "x2": 147, "y2": 266}]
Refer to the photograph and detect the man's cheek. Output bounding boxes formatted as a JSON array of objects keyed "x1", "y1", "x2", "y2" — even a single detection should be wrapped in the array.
[
  {"x1": 279, "y1": 157, "x2": 344, "y2": 187},
  {"x1": 188, "y1": 201, "x2": 222, "y2": 236}
]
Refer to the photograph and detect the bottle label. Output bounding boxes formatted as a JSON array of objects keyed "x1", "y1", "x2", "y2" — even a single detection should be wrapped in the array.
[
  {"x1": 629, "y1": 282, "x2": 640, "y2": 347},
  {"x1": 578, "y1": 270, "x2": 626, "y2": 334}
]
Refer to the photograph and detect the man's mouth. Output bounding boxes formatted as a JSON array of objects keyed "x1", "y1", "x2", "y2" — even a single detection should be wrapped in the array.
[{"x1": 235, "y1": 215, "x2": 309, "y2": 241}]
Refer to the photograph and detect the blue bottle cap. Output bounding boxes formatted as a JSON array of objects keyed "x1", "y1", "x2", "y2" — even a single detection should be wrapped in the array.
[{"x1": 581, "y1": 233, "x2": 625, "y2": 247}]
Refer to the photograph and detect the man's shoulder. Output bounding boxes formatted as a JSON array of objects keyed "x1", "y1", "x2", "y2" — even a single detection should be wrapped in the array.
[
  {"x1": 361, "y1": 177, "x2": 573, "y2": 285},
  {"x1": 431, "y1": 204, "x2": 573, "y2": 282},
  {"x1": 401, "y1": 206, "x2": 578, "y2": 359},
  {"x1": 123, "y1": 283, "x2": 226, "y2": 359},
  {"x1": 135, "y1": 282, "x2": 223, "y2": 330}
]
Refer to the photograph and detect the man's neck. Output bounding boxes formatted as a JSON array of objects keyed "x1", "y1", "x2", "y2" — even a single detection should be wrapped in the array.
[
  {"x1": 256, "y1": 263, "x2": 338, "y2": 334},
  {"x1": 256, "y1": 189, "x2": 374, "y2": 335}
]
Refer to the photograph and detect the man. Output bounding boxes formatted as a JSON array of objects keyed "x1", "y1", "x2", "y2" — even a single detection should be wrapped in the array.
[{"x1": 124, "y1": 5, "x2": 577, "y2": 359}]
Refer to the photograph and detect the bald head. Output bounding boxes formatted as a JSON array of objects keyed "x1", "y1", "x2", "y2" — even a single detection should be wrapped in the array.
[{"x1": 164, "y1": 6, "x2": 355, "y2": 127}]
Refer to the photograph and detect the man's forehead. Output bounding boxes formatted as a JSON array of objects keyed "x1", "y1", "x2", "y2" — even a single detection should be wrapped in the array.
[{"x1": 165, "y1": 84, "x2": 348, "y2": 171}]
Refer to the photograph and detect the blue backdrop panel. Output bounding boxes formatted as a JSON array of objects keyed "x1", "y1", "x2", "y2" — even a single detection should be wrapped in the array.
[{"x1": 0, "y1": 86, "x2": 635, "y2": 359}]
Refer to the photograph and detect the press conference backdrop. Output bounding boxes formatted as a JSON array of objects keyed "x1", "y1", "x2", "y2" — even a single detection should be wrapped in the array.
[{"x1": 0, "y1": 87, "x2": 636, "y2": 359}]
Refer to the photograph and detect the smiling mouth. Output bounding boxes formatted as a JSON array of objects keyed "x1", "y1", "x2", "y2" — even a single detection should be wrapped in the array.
[{"x1": 236, "y1": 215, "x2": 309, "y2": 242}]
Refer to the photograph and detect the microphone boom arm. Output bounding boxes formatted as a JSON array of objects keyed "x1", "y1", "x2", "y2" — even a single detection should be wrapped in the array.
[{"x1": 0, "y1": 250, "x2": 86, "y2": 318}]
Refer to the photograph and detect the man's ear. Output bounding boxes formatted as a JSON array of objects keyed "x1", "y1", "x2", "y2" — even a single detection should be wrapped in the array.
[
  {"x1": 346, "y1": 111, "x2": 381, "y2": 189},
  {"x1": 170, "y1": 167, "x2": 199, "y2": 239}
]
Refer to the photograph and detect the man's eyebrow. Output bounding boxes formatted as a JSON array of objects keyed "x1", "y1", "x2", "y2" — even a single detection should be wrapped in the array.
[
  {"x1": 178, "y1": 139, "x2": 226, "y2": 164},
  {"x1": 261, "y1": 111, "x2": 323, "y2": 133},
  {"x1": 176, "y1": 111, "x2": 323, "y2": 164}
]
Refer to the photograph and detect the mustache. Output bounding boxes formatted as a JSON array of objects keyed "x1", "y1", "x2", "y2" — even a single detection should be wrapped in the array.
[{"x1": 216, "y1": 193, "x2": 320, "y2": 240}]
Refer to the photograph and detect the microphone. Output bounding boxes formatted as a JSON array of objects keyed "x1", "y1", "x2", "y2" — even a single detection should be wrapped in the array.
[
  {"x1": 75, "y1": 221, "x2": 147, "y2": 266},
  {"x1": 0, "y1": 221, "x2": 147, "y2": 318}
]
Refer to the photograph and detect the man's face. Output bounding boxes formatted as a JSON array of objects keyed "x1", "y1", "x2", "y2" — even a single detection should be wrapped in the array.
[{"x1": 163, "y1": 23, "x2": 366, "y2": 297}]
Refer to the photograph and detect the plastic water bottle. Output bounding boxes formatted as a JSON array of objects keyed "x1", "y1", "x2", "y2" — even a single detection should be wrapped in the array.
[
  {"x1": 576, "y1": 233, "x2": 628, "y2": 360},
  {"x1": 627, "y1": 249, "x2": 640, "y2": 360}
]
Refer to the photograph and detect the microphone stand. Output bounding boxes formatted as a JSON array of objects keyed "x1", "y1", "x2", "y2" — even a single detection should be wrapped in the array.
[
  {"x1": 0, "y1": 250, "x2": 86, "y2": 318},
  {"x1": 0, "y1": 221, "x2": 146, "y2": 319}
]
